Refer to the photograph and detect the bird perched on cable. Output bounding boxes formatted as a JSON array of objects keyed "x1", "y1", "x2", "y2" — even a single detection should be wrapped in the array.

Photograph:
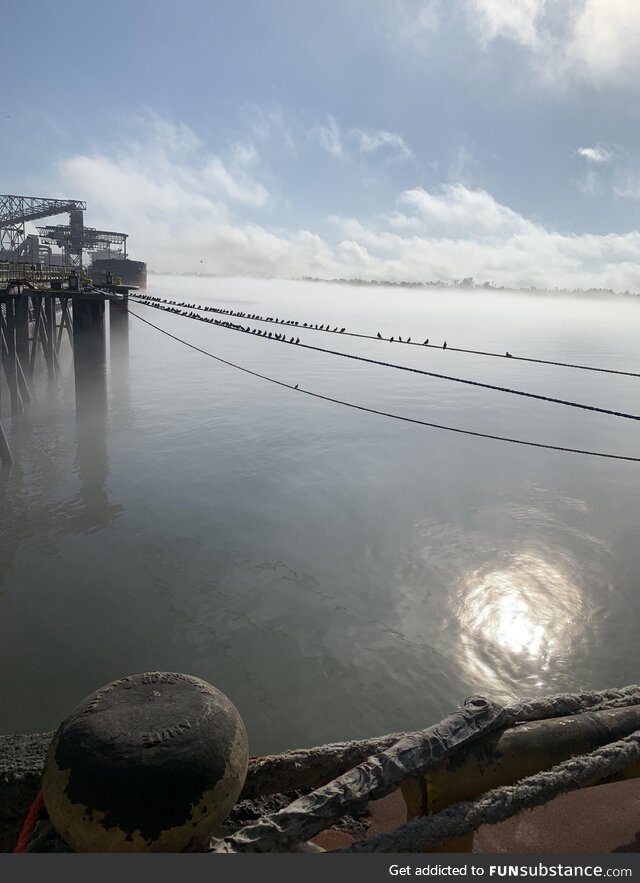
[
  {"x1": 390, "y1": 336, "x2": 394, "y2": 342},
  {"x1": 340, "y1": 328, "x2": 345, "y2": 333},
  {"x1": 294, "y1": 384, "x2": 298, "y2": 389},
  {"x1": 295, "y1": 338, "x2": 300, "y2": 344},
  {"x1": 407, "y1": 337, "x2": 411, "y2": 343},
  {"x1": 377, "y1": 332, "x2": 382, "y2": 339},
  {"x1": 423, "y1": 339, "x2": 429, "y2": 345},
  {"x1": 398, "y1": 336, "x2": 402, "y2": 342},
  {"x1": 443, "y1": 341, "x2": 447, "y2": 349},
  {"x1": 506, "y1": 351, "x2": 512, "y2": 358}
]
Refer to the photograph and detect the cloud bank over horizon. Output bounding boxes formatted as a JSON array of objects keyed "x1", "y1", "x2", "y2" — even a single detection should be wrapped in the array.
[
  {"x1": 54, "y1": 113, "x2": 640, "y2": 292},
  {"x1": 9, "y1": 1, "x2": 640, "y2": 292}
]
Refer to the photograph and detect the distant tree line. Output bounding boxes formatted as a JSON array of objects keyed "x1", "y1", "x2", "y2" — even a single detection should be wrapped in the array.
[{"x1": 299, "y1": 276, "x2": 638, "y2": 298}]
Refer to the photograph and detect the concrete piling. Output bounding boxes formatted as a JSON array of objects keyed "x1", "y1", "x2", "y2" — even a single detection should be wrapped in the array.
[{"x1": 73, "y1": 297, "x2": 107, "y2": 416}]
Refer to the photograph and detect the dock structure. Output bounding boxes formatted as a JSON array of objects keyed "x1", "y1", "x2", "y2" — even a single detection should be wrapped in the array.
[
  {"x1": 0, "y1": 266, "x2": 136, "y2": 467},
  {"x1": 0, "y1": 193, "x2": 142, "y2": 467}
]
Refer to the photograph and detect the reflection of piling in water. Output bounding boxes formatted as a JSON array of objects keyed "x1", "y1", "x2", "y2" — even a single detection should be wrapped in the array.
[
  {"x1": 0, "y1": 425, "x2": 13, "y2": 466},
  {"x1": 74, "y1": 388, "x2": 111, "y2": 530},
  {"x1": 73, "y1": 298, "x2": 107, "y2": 417},
  {"x1": 72, "y1": 301, "x2": 120, "y2": 531}
]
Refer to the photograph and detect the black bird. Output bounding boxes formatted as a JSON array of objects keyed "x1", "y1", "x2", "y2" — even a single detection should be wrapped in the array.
[
  {"x1": 506, "y1": 351, "x2": 512, "y2": 358},
  {"x1": 423, "y1": 339, "x2": 429, "y2": 345},
  {"x1": 294, "y1": 384, "x2": 298, "y2": 389},
  {"x1": 290, "y1": 336, "x2": 294, "y2": 342},
  {"x1": 340, "y1": 328, "x2": 345, "y2": 333},
  {"x1": 398, "y1": 336, "x2": 402, "y2": 342},
  {"x1": 377, "y1": 332, "x2": 382, "y2": 339},
  {"x1": 407, "y1": 337, "x2": 411, "y2": 343},
  {"x1": 390, "y1": 336, "x2": 394, "y2": 342},
  {"x1": 295, "y1": 337, "x2": 300, "y2": 344},
  {"x1": 443, "y1": 341, "x2": 447, "y2": 349}
]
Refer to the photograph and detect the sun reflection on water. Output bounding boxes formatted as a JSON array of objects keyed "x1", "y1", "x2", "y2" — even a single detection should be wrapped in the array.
[{"x1": 456, "y1": 553, "x2": 590, "y2": 693}]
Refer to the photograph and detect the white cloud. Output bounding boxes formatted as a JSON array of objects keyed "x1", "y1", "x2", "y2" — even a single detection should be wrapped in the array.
[
  {"x1": 400, "y1": 184, "x2": 532, "y2": 235},
  {"x1": 462, "y1": 0, "x2": 640, "y2": 88},
  {"x1": 465, "y1": 0, "x2": 544, "y2": 47},
  {"x1": 312, "y1": 116, "x2": 344, "y2": 158},
  {"x1": 576, "y1": 146, "x2": 611, "y2": 164},
  {"x1": 202, "y1": 157, "x2": 269, "y2": 208},
  {"x1": 60, "y1": 114, "x2": 270, "y2": 219},
  {"x1": 53, "y1": 118, "x2": 640, "y2": 292},
  {"x1": 565, "y1": 0, "x2": 640, "y2": 87},
  {"x1": 349, "y1": 128, "x2": 413, "y2": 161}
]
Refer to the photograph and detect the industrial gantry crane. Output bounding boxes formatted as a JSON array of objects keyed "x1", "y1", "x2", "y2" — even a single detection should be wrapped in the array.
[
  {"x1": 37, "y1": 224, "x2": 128, "y2": 268},
  {"x1": 0, "y1": 195, "x2": 87, "y2": 264},
  {"x1": 0, "y1": 195, "x2": 128, "y2": 270}
]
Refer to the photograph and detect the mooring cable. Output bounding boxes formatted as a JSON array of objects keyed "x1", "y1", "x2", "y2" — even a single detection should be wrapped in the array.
[
  {"x1": 130, "y1": 293, "x2": 640, "y2": 379},
  {"x1": 132, "y1": 299, "x2": 640, "y2": 424},
  {"x1": 126, "y1": 308, "x2": 640, "y2": 463}
]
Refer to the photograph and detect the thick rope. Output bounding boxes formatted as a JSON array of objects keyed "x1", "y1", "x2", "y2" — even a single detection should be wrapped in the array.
[
  {"x1": 210, "y1": 685, "x2": 640, "y2": 853},
  {"x1": 241, "y1": 685, "x2": 640, "y2": 799},
  {"x1": 209, "y1": 698, "x2": 509, "y2": 853},
  {"x1": 339, "y1": 730, "x2": 640, "y2": 853},
  {"x1": 505, "y1": 684, "x2": 640, "y2": 722}
]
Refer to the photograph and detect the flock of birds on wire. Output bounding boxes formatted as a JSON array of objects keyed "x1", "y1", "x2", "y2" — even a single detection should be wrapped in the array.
[
  {"x1": 125, "y1": 294, "x2": 640, "y2": 461},
  {"x1": 131, "y1": 294, "x2": 515, "y2": 357}
]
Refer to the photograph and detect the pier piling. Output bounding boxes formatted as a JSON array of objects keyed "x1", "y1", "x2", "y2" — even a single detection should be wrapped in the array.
[
  {"x1": 73, "y1": 297, "x2": 107, "y2": 415},
  {"x1": 1, "y1": 298, "x2": 22, "y2": 415}
]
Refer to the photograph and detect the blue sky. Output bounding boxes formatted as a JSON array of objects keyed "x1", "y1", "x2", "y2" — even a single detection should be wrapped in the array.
[{"x1": 3, "y1": 0, "x2": 640, "y2": 289}]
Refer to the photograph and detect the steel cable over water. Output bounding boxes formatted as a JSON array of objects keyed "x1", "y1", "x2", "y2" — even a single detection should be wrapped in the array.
[
  {"x1": 126, "y1": 308, "x2": 640, "y2": 463},
  {"x1": 130, "y1": 292, "x2": 640, "y2": 379},
  {"x1": 132, "y1": 297, "x2": 640, "y2": 423}
]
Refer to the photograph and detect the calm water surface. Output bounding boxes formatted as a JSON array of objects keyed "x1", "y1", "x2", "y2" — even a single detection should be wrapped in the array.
[{"x1": 1, "y1": 277, "x2": 639, "y2": 753}]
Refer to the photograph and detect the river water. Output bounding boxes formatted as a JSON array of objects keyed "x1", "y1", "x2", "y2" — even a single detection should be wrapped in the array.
[{"x1": 1, "y1": 277, "x2": 639, "y2": 753}]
